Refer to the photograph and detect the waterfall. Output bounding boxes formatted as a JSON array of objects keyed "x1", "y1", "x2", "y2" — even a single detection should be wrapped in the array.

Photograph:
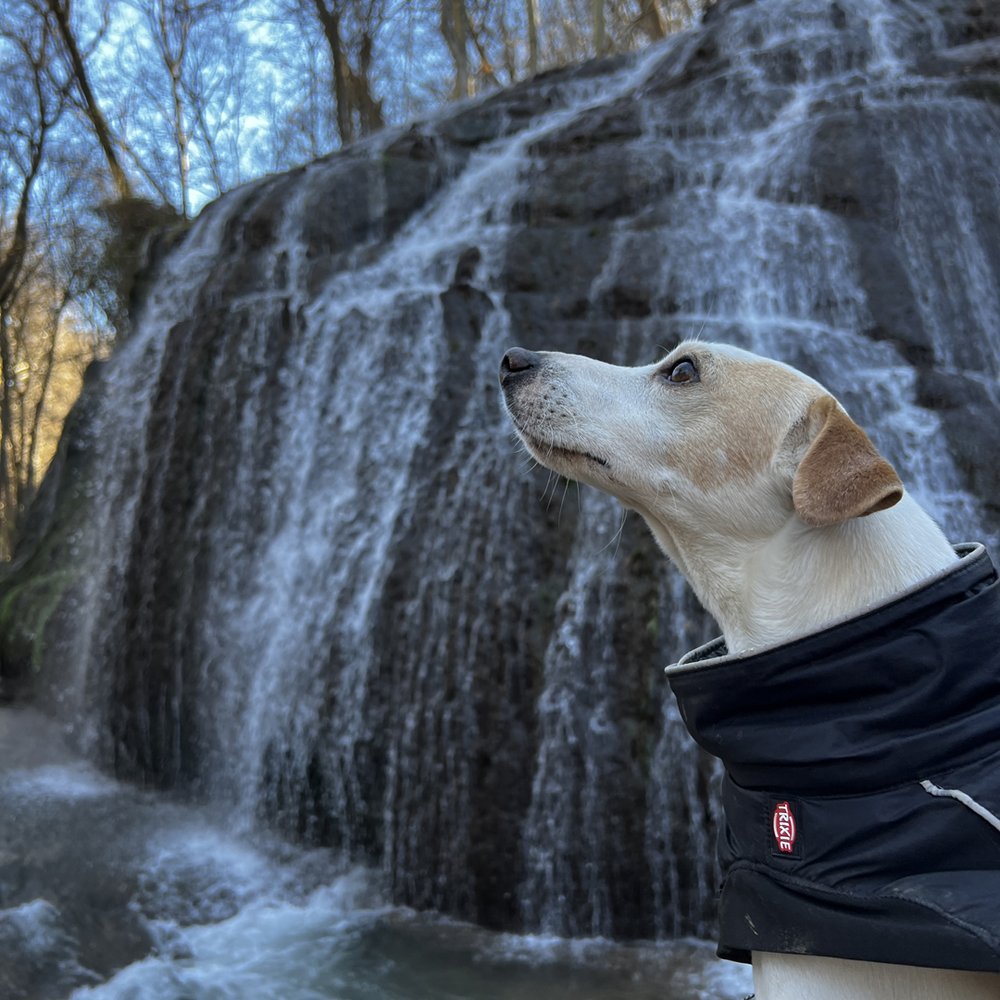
[{"x1": 5, "y1": 0, "x2": 998, "y2": 947}]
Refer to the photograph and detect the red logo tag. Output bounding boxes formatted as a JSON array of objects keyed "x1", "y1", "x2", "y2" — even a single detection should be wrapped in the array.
[{"x1": 772, "y1": 801, "x2": 797, "y2": 855}]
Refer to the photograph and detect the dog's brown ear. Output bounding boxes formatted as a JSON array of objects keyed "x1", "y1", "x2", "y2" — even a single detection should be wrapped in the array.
[{"x1": 792, "y1": 396, "x2": 903, "y2": 527}]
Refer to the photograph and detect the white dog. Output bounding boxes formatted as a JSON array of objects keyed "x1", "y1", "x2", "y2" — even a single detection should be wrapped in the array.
[{"x1": 500, "y1": 340, "x2": 1000, "y2": 1000}]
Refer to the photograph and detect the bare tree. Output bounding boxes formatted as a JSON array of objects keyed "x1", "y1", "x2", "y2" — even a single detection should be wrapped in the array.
[
  {"x1": 0, "y1": 0, "x2": 717, "y2": 556},
  {"x1": 182, "y1": 29, "x2": 249, "y2": 196},
  {"x1": 299, "y1": 0, "x2": 385, "y2": 146},
  {"x1": 463, "y1": 1, "x2": 503, "y2": 88},
  {"x1": 0, "y1": 1, "x2": 103, "y2": 557},
  {"x1": 112, "y1": 0, "x2": 248, "y2": 216},
  {"x1": 0, "y1": 5, "x2": 61, "y2": 307},
  {"x1": 258, "y1": 36, "x2": 339, "y2": 168},
  {"x1": 265, "y1": 0, "x2": 709, "y2": 157},
  {"x1": 43, "y1": 0, "x2": 134, "y2": 199},
  {"x1": 1, "y1": 3, "x2": 62, "y2": 552},
  {"x1": 309, "y1": 0, "x2": 356, "y2": 143},
  {"x1": 4, "y1": 261, "x2": 93, "y2": 526},
  {"x1": 147, "y1": 0, "x2": 195, "y2": 216}
]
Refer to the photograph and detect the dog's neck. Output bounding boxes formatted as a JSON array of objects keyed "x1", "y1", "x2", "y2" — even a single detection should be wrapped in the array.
[{"x1": 639, "y1": 492, "x2": 957, "y2": 655}]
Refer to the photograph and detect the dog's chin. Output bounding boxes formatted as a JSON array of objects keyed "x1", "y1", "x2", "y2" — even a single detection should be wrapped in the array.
[{"x1": 503, "y1": 398, "x2": 612, "y2": 479}]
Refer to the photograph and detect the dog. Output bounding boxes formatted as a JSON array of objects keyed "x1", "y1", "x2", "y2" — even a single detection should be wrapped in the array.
[{"x1": 499, "y1": 340, "x2": 1000, "y2": 1000}]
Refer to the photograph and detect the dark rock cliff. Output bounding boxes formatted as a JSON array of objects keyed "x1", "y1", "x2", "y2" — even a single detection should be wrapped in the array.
[{"x1": 2, "y1": 0, "x2": 999, "y2": 942}]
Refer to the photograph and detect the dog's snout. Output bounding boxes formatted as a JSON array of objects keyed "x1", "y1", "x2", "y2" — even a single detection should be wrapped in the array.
[{"x1": 500, "y1": 348, "x2": 542, "y2": 384}]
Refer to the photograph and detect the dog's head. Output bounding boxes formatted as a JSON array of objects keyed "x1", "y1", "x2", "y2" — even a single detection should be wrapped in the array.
[{"x1": 499, "y1": 341, "x2": 902, "y2": 544}]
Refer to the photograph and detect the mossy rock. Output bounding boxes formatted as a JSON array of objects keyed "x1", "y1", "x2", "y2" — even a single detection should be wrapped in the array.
[
  {"x1": 97, "y1": 197, "x2": 189, "y2": 336},
  {"x1": 0, "y1": 570, "x2": 78, "y2": 681}
]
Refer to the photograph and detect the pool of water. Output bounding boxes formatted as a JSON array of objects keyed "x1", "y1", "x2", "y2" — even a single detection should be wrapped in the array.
[{"x1": 0, "y1": 707, "x2": 752, "y2": 1000}]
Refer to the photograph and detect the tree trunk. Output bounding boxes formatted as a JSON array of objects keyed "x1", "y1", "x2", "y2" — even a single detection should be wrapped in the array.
[
  {"x1": 636, "y1": 0, "x2": 668, "y2": 40},
  {"x1": 0, "y1": 308, "x2": 19, "y2": 558},
  {"x1": 25, "y1": 294, "x2": 69, "y2": 492},
  {"x1": 0, "y1": 151, "x2": 41, "y2": 310},
  {"x1": 311, "y1": 0, "x2": 355, "y2": 145},
  {"x1": 0, "y1": 39, "x2": 50, "y2": 312},
  {"x1": 526, "y1": 0, "x2": 540, "y2": 77},
  {"x1": 592, "y1": 0, "x2": 607, "y2": 56},
  {"x1": 46, "y1": 0, "x2": 132, "y2": 199},
  {"x1": 464, "y1": 6, "x2": 500, "y2": 88},
  {"x1": 168, "y1": 64, "x2": 190, "y2": 216},
  {"x1": 441, "y1": 0, "x2": 471, "y2": 99},
  {"x1": 351, "y1": 33, "x2": 384, "y2": 136},
  {"x1": 154, "y1": 0, "x2": 192, "y2": 217}
]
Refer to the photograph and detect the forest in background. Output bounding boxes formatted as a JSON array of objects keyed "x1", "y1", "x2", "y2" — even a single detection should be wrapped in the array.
[{"x1": 0, "y1": 0, "x2": 708, "y2": 560}]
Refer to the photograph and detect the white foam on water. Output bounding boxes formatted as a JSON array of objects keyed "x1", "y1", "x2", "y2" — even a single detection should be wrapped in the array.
[
  {"x1": 0, "y1": 899, "x2": 64, "y2": 951},
  {"x1": 3, "y1": 761, "x2": 118, "y2": 800},
  {"x1": 70, "y1": 879, "x2": 751, "y2": 1000},
  {"x1": 70, "y1": 876, "x2": 392, "y2": 1000}
]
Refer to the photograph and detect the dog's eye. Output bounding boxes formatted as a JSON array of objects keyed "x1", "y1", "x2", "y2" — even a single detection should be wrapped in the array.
[{"x1": 663, "y1": 358, "x2": 700, "y2": 384}]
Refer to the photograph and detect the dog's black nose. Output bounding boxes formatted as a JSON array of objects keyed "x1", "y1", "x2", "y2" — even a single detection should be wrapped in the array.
[{"x1": 500, "y1": 348, "x2": 541, "y2": 383}]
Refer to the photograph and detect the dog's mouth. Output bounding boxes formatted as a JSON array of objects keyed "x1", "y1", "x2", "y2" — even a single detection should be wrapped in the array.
[{"x1": 518, "y1": 429, "x2": 610, "y2": 469}]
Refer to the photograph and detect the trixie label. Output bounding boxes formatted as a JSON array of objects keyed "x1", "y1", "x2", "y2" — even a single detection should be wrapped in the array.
[{"x1": 770, "y1": 800, "x2": 800, "y2": 858}]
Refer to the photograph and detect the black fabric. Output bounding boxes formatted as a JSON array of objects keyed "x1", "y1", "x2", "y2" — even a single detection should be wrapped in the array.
[{"x1": 668, "y1": 544, "x2": 1000, "y2": 971}]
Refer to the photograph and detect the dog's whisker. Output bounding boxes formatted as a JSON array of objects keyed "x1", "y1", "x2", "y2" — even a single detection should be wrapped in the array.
[
  {"x1": 556, "y1": 476, "x2": 571, "y2": 523},
  {"x1": 595, "y1": 504, "x2": 629, "y2": 557},
  {"x1": 692, "y1": 297, "x2": 715, "y2": 342},
  {"x1": 612, "y1": 505, "x2": 628, "y2": 558},
  {"x1": 543, "y1": 470, "x2": 559, "y2": 509}
]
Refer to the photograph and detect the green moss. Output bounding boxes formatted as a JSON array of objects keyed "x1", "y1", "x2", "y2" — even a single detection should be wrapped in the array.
[{"x1": 0, "y1": 569, "x2": 78, "y2": 674}]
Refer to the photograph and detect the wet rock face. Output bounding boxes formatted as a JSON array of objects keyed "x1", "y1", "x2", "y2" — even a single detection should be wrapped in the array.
[{"x1": 3, "y1": 0, "x2": 1000, "y2": 945}]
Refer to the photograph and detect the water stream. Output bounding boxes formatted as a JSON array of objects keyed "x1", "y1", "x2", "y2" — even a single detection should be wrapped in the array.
[{"x1": 0, "y1": 707, "x2": 751, "y2": 999}]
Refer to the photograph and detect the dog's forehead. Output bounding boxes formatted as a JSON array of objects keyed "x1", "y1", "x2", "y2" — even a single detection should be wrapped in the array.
[{"x1": 668, "y1": 341, "x2": 824, "y2": 394}]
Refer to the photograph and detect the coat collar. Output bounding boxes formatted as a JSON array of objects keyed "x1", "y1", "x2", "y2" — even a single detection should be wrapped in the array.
[{"x1": 666, "y1": 544, "x2": 999, "y2": 795}]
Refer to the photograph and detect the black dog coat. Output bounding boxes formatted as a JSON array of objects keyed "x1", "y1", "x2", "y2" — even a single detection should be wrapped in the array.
[{"x1": 668, "y1": 543, "x2": 1000, "y2": 971}]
